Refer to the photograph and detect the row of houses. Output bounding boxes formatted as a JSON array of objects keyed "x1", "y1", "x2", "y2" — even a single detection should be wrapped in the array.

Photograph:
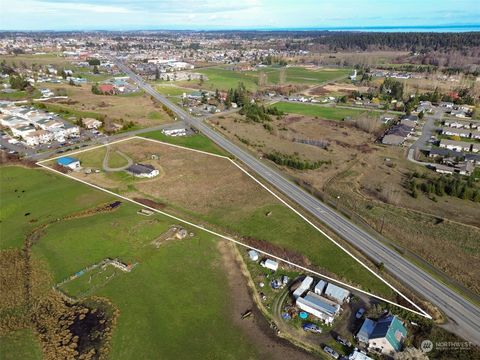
[
  {"x1": 0, "y1": 103, "x2": 79, "y2": 146},
  {"x1": 441, "y1": 127, "x2": 480, "y2": 139},
  {"x1": 439, "y1": 139, "x2": 480, "y2": 153},
  {"x1": 444, "y1": 118, "x2": 479, "y2": 129}
]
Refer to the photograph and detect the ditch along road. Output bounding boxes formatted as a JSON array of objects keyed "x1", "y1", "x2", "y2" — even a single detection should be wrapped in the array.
[{"x1": 115, "y1": 60, "x2": 480, "y2": 345}]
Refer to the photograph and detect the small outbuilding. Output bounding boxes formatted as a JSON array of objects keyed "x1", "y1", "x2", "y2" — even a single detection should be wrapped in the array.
[
  {"x1": 324, "y1": 283, "x2": 350, "y2": 303},
  {"x1": 57, "y1": 156, "x2": 80, "y2": 170},
  {"x1": 314, "y1": 280, "x2": 327, "y2": 295},
  {"x1": 260, "y1": 258, "x2": 279, "y2": 272},
  {"x1": 248, "y1": 250, "x2": 259, "y2": 261}
]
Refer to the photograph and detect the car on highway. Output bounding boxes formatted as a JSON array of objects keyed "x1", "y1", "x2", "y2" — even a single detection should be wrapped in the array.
[
  {"x1": 302, "y1": 323, "x2": 322, "y2": 333},
  {"x1": 355, "y1": 308, "x2": 365, "y2": 319},
  {"x1": 323, "y1": 346, "x2": 339, "y2": 359}
]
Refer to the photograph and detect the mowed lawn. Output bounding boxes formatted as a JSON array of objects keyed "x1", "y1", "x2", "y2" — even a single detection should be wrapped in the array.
[
  {"x1": 1, "y1": 166, "x2": 261, "y2": 360},
  {"x1": 0, "y1": 329, "x2": 43, "y2": 360},
  {"x1": 140, "y1": 130, "x2": 229, "y2": 156},
  {"x1": 274, "y1": 102, "x2": 369, "y2": 120},
  {"x1": 0, "y1": 166, "x2": 111, "y2": 249}
]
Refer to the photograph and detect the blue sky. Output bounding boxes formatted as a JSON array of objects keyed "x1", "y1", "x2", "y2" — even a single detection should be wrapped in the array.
[{"x1": 0, "y1": 0, "x2": 479, "y2": 31}]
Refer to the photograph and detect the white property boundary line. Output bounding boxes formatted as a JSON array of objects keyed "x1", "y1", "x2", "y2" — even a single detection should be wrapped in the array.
[{"x1": 37, "y1": 136, "x2": 432, "y2": 319}]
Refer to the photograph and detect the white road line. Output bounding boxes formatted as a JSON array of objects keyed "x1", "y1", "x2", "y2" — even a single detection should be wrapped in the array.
[{"x1": 37, "y1": 136, "x2": 432, "y2": 319}]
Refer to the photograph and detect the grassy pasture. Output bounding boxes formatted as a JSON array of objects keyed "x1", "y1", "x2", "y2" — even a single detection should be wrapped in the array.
[
  {"x1": 0, "y1": 329, "x2": 43, "y2": 360},
  {"x1": 274, "y1": 102, "x2": 369, "y2": 120},
  {"x1": 154, "y1": 84, "x2": 196, "y2": 96},
  {"x1": 0, "y1": 53, "x2": 70, "y2": 67},
  {"x1": 38, "y1": 83, "x2": 172, "y2": 128},
  {"x1": 50, "y1": 138, "x2": 393, "y2": 298},
  {"x1": 193, "y1": 67, "x2": 258, "y2": 91},
  {"x1": 1, "y1": 166, "x2": 262, "y2": 360},
  {"x1": 262, "y1": 67, "x2": 351, "y2": 85},
  {"x1": 183, "y1": 66, "x2": 350, "y2": 92},
  {"x1": 140, "y1": 130, "x2": 228, "y2": 156},
  {"x1": 0, "y1": 166, "x2": 111, "y2": 249}
]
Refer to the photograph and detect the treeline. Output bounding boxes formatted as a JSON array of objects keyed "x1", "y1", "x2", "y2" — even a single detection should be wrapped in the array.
[
  {"x1": 239, "y1": 103, "x2": 283, "y2": 123},
  {"x1": 265, "y1": 151, "x2": 329, "y2": 170},
  {"x1": 408, "y1": 171, "x2": 480, "y2": 202},
  {"x1": 309, "y1": 31, "x2": 480, "y2": 52}
]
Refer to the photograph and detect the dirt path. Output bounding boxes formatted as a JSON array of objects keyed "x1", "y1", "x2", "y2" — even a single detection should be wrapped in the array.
[
  {"x1": 102, "y1": 146, "x2": 133, "y2": 172},
  {"x1": 217, "y1": 240, "x2": 318, "y2": 360}
]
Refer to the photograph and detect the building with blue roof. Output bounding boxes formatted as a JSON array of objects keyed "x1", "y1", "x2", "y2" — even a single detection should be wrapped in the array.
[
  {"x1": 357, "y1": 315, "x2": 407, "y2": 356},
  {"x1": 57, "y1": 156, "x2": 80, "y2": 170}
]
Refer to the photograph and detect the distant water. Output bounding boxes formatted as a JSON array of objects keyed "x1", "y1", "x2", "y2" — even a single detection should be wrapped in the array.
[{"x1": 262, "y1": 25, "x2": 480, "y2": 33}]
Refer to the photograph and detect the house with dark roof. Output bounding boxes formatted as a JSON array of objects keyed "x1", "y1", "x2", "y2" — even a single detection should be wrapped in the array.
[
  {"x1": 357, "y1": 315, "x2": 407, "y2": 356},
  {"x1": 125, "y1": 163, "x2": 159, "y2": 178}
]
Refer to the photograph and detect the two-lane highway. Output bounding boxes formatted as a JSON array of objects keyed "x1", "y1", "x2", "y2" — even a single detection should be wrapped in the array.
[{"x1": 116, "y1": 61, "x2": 480, "y2": 345}]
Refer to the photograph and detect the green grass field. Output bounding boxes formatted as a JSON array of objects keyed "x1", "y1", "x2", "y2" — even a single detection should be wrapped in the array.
[
  {"x1": 0, "y1": 53, "x2": 69, "y2": 67},
  {"x1": 193, "y1": 67, "x2": 258, "y2": 91},
  {"x1": 0, "y1": 329, "x2": 43, "y2": 360},
  {"x1": 50, "y1": 138, "x2": 392, "y2": 298},
  {"x1": 274, "y1": 102, "x2": 369, "y2": 120},
  {"x1": 140, "y1": 130, "x2": 229, "y2": 156},
  {"x1": 107, "y1": 149, "x2": 130, "y2": 168},
  {"x1": 155, "y1": 84, "x2": 195, "y2": 97},
  {"x1": 34, "y1": 101, "x2": 104, "y2": 121},
  {"x1": 186, "y1": 66, "x2": 350, "y2": 92},
  {"x1": 0, "y1": 90, "x2": 31, "y2": 100},
  {"x1": 262, "y1": 67, "x2": 351, "y2": 85},
  {"x1": 1, "y1": 166, "x2": 262, "y2": 359},
  {"x1": 0, "y1": 166, "x2": 111, "y2": 249}
]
